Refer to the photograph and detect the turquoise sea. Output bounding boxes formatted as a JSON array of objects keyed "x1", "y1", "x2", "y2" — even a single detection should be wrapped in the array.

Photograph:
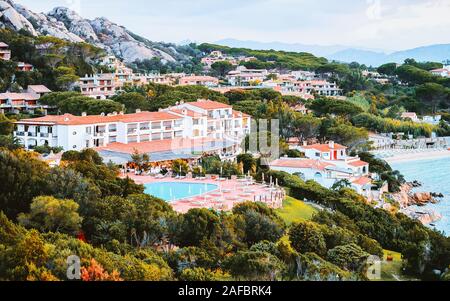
[{"x1": 391, "y1": 157, "x2": 450, "y2": 236}]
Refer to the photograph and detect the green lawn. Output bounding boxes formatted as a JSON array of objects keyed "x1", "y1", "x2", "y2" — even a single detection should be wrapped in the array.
[
  {"x1": 378, "y1": 250, "x2": 417, "y2": 281},
  {"x1": 276, "y1": 196, "x2": 318, "y2": 225}
]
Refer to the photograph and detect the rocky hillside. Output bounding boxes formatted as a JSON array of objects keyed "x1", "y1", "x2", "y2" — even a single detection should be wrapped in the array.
[{"x1": 0, "y1": 0, "x2": 189, "y2": 63}]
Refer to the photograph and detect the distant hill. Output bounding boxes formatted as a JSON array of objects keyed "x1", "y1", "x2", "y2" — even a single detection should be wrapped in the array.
[
  {"x1": 330, "y1": 44, "x2": 450, "y2": 66},
  {"x1": 216, "y1": 38, "x2": 450, "y2": 67},
  {"x1": 215, "y1": 38, "x2": 349, "y2": 57}
]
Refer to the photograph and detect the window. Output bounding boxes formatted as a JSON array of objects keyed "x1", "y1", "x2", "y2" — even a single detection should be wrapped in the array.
[
  {"x1": 109, "y1": 124, "x2": 117, "y2": 132},
  {"x1": 151, "y1": 122, "x2": 161, "y2": 130},
  {"x1": 315, "y1": 152, "x2": 321, "y2": 157},
  {"x1": 127, "y1": 124, "x2": 138, "y2": 134},
  {"x1": 128, "y1": 136, "x2": 138, "y2": 143},
  {"x1": 73, "y1": 131, "x2": 77, "y2": 136},
  {"x1": 140, "y1": 123, "x2": 150, "y2": 131},
  {"x1": 163, "y1": 132, "x2": 172, "y2": 140},
  {"x1": 193, "y1": 119, "x2": 199, "y2": 125},
  {"x1": 73, "y1": 145, "x2": 77, "y2": 149},
  {"x1": 109, "y1": 136, "x2": 117, "y2": 143},
  {"x1": 140, "y1": 135, "x2": 150, "y2": 142},
  {"x1": 174, "y1": 131, "x2": 183, "y2": 138},
  {"x1": 152, "y1": 133, "x2": 161, "y2": 141},
  {"x1": 163, "y1": 121, "x2": 172, "y2": 130}
]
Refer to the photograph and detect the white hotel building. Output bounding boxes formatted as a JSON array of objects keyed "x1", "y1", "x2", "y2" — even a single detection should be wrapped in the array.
[
  {"x1": 14, "y1": 100, "x2": 251, "y2": 162},
  {"x1": 270, "y1": 142, "x2": 387, "y2": 201}
]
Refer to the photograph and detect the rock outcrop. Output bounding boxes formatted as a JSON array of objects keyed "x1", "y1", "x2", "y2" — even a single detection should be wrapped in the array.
[
  {"x1": 0, "y1": 0, "x2": 37, "y2": 35},
  {"x1": 0, "y1": 0, "x2": 184, "y2": 63},
  {"x1": 390, "y1": 183, "x2": 441, "y2": 208},
  {"x1": 390, "y1": 183, "x2": 443, "y2": 225}
]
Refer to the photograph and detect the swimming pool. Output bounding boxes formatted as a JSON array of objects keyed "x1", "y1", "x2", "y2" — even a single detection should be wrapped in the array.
[{"x1": 144, "y1": 182, "x2": 219, "y2": 202}]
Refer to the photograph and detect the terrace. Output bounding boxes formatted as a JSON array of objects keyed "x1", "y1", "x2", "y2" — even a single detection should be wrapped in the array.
[{"x1": 127, "y1": 174, "x2": 285, "y2": 214}]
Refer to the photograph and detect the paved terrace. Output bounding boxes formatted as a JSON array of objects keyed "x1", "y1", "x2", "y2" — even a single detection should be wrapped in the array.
[{"x1": 127, "y1": 174, "x2": 285, "y2": 213}]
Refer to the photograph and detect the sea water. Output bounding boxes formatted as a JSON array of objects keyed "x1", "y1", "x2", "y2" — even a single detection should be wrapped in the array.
[{"x1": 391, "y1": 157, "x2": 450, "y2": 236}]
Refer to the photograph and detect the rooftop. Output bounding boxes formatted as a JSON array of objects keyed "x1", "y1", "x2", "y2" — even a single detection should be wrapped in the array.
[
  {"x1": 352, "y1": 176, "x2": 372, "y2": 186},
  {"x1": 0, "y1": 92, "x2": 38, "y2": 100},
  {"x1": 28, "y1": 85, "x2": 51, "y2": 93},
  {"x1": 270, "y1": 158, "x2": 335, "y2": 171},
  {"x1": 187, "y1": 99, "x2": 232, "y2": 110},
  {"x1": 17, "y1": 111, "x2": 183, "y2": 126},
  {"x1": 348, "y1": 160, "x2": 369, "y2": 167},
  {"x1": 301, "y1": 143, "x2": 347, "y2": 152},
  {"x1": 97, "y1": 137, "x2": 219, "y2": 154}
]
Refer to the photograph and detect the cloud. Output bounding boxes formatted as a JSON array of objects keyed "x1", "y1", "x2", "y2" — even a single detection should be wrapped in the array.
[{"x1": 13, "y1": 0, "x2": 450, "y2": 50}]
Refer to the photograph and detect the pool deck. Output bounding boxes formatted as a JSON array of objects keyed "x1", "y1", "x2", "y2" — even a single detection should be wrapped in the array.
[{"x1": 126, "y1": 174, "x2": 285, "y2": 213}]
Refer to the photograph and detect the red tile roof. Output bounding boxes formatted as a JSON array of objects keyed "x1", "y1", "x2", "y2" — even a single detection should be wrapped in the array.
[
  {"x1": 28, "y1": 85, "x2": 51, "y2": 93},
  {"x1": 97, "y1": 137, "x2": 219, "y2": 154},
  {"x1": 187, "y1": 100, "x2": 231, "y2": 110},
  {"x1": 0, "y1": 92, "x2": 38, "y2": 100},
  {"x1": 352, "y1": 176, "x2": 372, "y2": 186},
  {"x1": 348, "y1": 160, "x2": 369, "y2": 167},
  {"x1": 270, "y1": 159, "x2": 335, "y2": 171},
  {"x1": 18, "y1": 111, "x2": 182, "y2": 126},
  {"x1": 169, "y1": 109, "x2": 205, "y2": 118},
  {"x1": 301, "y1": 143, "x2": 347, "y2": 152}
]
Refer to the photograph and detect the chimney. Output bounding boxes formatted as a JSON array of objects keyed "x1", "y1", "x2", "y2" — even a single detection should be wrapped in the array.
[
  {"x1": 329, "y1": 141, "x2": 335, "y2": 149},
  {"x1": 119, "y1": 111, "x2": 124, "y2": 115},
  {"x1": 303, "y1": 141, "x2": 307, "y2": 146},
  {"x1": 100, "y1": 112, "x2": 105, "y2": 116},
  {"x1": 81, "y1": 112, "x2": 87, "y2": 117},
  {"x1": 136, "y1": 109, "x2": 141, "y2": 113},
  {"x1": 180, "y1": 100, "x2": 184, "y2": 104}
]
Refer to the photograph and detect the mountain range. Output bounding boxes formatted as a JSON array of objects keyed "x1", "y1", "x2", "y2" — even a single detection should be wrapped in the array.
[
  {"x1": 0, "y1": 0, "x2": 190, "y2": 63},
  {"x1": 216, "y1": 38, "x2": 450, "y2": 67},
  {"x1": 2, "y1": 0, "x2": 450, "y2": 67}
]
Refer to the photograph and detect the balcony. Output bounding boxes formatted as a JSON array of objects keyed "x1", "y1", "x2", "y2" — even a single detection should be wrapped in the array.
[
  {"x1": 16, "y1": 132, "x2": 25, "y2": 136},
  {"x1": 40, "y1": 133, "x2": 50, "y2": 138},
  {"x1": 94, "y1": 132, "x2": 105, "y2": 137}
]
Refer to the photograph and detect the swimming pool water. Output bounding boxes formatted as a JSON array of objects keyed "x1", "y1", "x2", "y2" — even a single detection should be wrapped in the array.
[{"x1": 144, "y1": 182, "x2": 219, "y2": 202}]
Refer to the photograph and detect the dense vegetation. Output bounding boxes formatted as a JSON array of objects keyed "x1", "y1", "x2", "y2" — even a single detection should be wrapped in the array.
[
  {"x1": 1, "y1": 25, "x2": 450, "y2": 282},
  {"x1": 0, "y1": 29, "x2": 104, "y2": 92},
  {"x1": 1, "y1": 147, "x2": 448, "y2": 281},
  {"x1": 198, "y1": 43, "x2": 328, "y2": 70}
]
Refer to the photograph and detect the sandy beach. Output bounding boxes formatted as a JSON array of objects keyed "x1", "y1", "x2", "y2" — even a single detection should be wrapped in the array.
[{"x1": 372, "y1": 149, "x2": 450, "y2": 164}]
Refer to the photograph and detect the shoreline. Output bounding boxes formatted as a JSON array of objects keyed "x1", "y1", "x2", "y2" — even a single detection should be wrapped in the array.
[{"x1": 371, "y1": 149, "x2": 450, "y2": 164}]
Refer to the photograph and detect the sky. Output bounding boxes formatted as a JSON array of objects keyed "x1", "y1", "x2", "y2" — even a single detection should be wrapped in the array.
[{"x1": 14, "y1": 0, "x2": 450, "y2": 52}]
